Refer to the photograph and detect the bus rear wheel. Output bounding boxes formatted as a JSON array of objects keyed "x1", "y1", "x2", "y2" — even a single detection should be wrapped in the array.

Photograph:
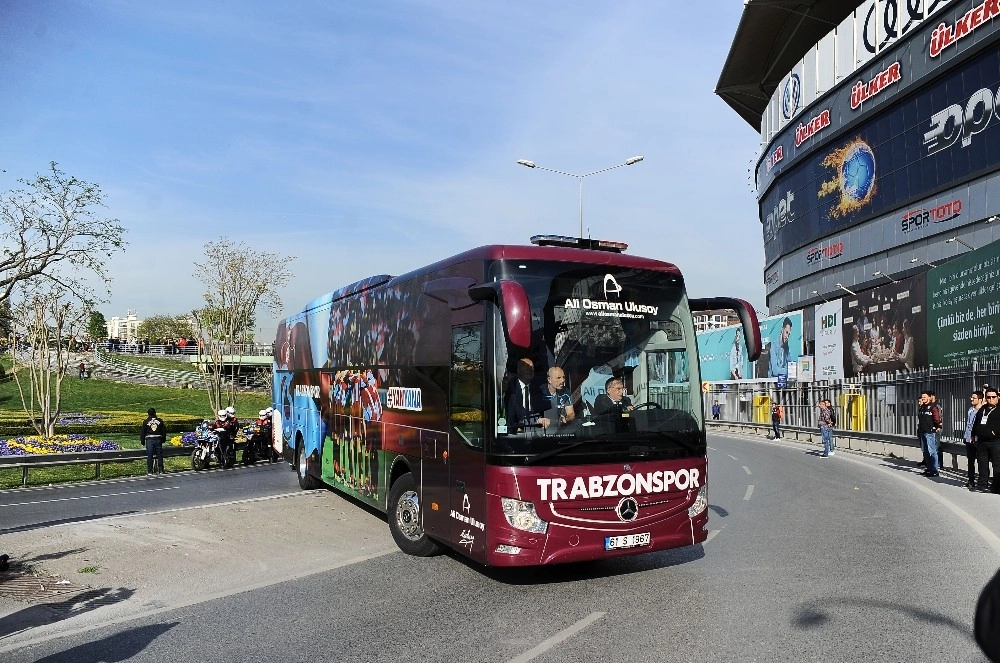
[
  {"x1": 387, "y1": 473, "x2": 442, "y2": 557},
  {"x1": 297, "y1": 443, "x2": 321, "y2": 490}
]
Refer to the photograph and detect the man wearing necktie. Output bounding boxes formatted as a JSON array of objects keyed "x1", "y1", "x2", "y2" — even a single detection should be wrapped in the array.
[{"x1": 505, "y1": 358, "x2": 549, "y2": 433}]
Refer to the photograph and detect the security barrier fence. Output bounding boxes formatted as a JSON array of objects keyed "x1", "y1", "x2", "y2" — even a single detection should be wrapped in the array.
[{"x1": 703, "y1": 359, "x2": 1000, "y2": 443}]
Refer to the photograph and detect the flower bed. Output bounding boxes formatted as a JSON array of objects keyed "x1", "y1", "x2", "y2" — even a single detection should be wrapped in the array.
[
  {"x1": 0, "y1": 434, "x2": 122, "y2": 456},
  {"x1": 168, "y1": 432, "x2": 198, "y2": 447}
]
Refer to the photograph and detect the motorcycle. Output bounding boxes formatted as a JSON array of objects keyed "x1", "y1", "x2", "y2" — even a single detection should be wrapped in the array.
[
  {"x1": 191, "y1": 421, "x2": 235, "y2": 471},
  {"x1": 242, "y1": 422, "x2": 278, "y2": 465}
]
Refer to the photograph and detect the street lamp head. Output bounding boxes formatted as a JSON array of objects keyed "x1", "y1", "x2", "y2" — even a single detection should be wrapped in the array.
[
  {"x1": 835, "y1": 283, "x2": 857, "y2": 295},
  {"x1": 909, "y1": 258, "x2": 918, "y2": 263},
  {"x1": 988, "y1": 215, "x2": 999, "y2": 223},
  {"x1": 946, "y1": 237, "x2": 957, "y2": 243},
  {"x1": 625, "y1": 156, "x2": 644, "y2": 166},
  {"x1": 516, "y1": 160, "x2": 536, "y2": 168}
]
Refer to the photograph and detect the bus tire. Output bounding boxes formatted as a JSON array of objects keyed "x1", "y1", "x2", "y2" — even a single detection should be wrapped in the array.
[
  {"x1": 387, "y1": 473, "x2": 442, "y2": 557},
  {"x1": 297, "y1": 443, "x2": 321, "y2": 490}
]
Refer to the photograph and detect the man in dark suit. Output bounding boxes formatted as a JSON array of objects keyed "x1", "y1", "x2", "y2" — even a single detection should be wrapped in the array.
[
  {"x1": 593, "y1": 377, "x2": 634, "y2": 434},
  {"x1": 505, "y1": 358, "x2": 549, "y2": 433}
]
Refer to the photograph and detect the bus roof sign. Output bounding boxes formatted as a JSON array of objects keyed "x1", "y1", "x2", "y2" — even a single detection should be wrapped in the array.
[{"x1": 529, "y1": 235, "x2": 628, "y2": 252}]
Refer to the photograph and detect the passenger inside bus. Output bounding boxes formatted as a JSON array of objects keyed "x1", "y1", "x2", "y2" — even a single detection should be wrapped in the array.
[
  {"x1": 540, "y1": 365, "x2": 575, "y2": 431},
  {"x1": 503, "y1": 358, "x2": 550, "y2": 433}
]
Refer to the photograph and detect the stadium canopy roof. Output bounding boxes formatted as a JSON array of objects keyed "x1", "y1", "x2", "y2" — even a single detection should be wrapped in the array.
[{"x1": 716, "y1": 0, "x2": 858, "y2": 131}]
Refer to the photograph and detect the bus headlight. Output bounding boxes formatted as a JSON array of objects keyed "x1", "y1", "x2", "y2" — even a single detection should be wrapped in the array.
[
  {"x1": 500, "y1": 497, "x2": 549, "y2": 534},
  {"x1": 688, "y1": 485, "x2": 708, "y2": 517}
]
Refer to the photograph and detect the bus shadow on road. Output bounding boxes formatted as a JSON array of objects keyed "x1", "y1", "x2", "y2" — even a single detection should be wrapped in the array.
[{"x1": 459, "y1": 544, "x2": 706, "y2": 586}]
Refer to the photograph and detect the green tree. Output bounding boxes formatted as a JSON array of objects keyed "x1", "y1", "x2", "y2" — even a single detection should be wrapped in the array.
[
  {"x1": 137, "y1": 314, "x2": 193, "y2": 342},
  {"x1": 86, "y1": 310, "x2": 108, "y2": 341},
  {"x1": 193, "y1": 237, "x2": 292, "y2": 412}
]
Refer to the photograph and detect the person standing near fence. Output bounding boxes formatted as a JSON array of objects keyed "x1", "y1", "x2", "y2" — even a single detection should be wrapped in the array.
[
  {"x1": 770, "y1": 402, "x2": 783, "y2": 439},
  {"x1": 817, "y1": 400, "x2": 833, "y2": 457},
  {"x1": 966, "y1": 391, "x2": 985, "y2": 491},
  {"x1": 973, "y1": 387, "x2": 1000, "y2": 493},
  {"x1": 141, "y1": 407, "x2": 167, "y2": 475},
  {"x1": 917, "y1": 391, "x2": 942, "y2": 478}
]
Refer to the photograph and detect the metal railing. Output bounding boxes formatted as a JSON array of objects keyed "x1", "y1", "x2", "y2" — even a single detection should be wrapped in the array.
[{"x1": 0, "y1": 442, "x2": 261, "y2": 486}]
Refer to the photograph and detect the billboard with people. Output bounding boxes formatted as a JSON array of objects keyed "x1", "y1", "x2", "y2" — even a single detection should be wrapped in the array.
[
  {"x1": 754, "y1": 312, "x2": 803, "y2": 379},
  {"x1": 696, "y1": 325, "x2": 751, "y2": 383},
  {"x1": 840, "y1": 274, "x2": 926, "y2": 378}
]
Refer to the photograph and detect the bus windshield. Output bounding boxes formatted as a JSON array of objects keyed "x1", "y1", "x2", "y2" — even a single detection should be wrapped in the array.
[{"x1": 487, "y1": 261, "x2": 703, "y2": 465}]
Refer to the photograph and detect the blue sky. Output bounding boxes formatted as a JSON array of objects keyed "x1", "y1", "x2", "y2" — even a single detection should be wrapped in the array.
[{"x1": 0, "y1": 1, "x2": 763, "y2": 340}]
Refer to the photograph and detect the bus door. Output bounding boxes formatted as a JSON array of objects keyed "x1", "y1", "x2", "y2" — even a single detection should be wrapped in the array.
[
  {"x1": 420, "y1": 430, "x2": 451, "y2": 543},
  {"x1": 447, "y1": 322, "x2": 488, "y2": 562}
]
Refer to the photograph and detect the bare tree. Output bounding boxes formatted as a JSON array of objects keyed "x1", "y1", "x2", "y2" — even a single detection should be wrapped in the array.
[
  {"x1": 1, "y1": 164, "x2": 127, "y2": 438},
  {"x1": 9, "y1": 281, "x2": 91, "y2": 437},
  {"x1": 193, "y1": 237, "x2": 293, "y2": 413},
  {"x1": 0, "y1": 162, "x2": 127, "y2": 302}
]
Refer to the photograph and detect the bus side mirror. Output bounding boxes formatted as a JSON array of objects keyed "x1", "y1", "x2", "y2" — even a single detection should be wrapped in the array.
[
  {"x1": 689, "y1": 297, "x2": 762, "y2": 361},
  {"x1": 468, "y1": 280, "x2": 532, "y2": 349}
]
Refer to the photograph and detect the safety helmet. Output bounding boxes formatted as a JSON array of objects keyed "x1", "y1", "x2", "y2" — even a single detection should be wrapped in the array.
[
  {"x1": 226, "y1": 406, "x2": 236, "y2": 415},
  {"x1": 217, "y1": 409, "x2": 228, "y2": 419},
  {"x1": 265, "y1": 407, "x2": 273, "y2": 415},
  {"x1": 259, "y1": 409, "x2": 267, "y2": 417}
]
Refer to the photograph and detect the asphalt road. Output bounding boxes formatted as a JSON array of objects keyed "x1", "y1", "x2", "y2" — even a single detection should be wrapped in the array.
[{"x1": 2, "y1": 432, "x2": 999, "y2": 662}]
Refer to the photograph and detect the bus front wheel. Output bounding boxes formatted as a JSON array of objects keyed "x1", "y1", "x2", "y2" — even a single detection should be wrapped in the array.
[{"x1": 388, "y1": 473, "x2": 442, "y2": 557}]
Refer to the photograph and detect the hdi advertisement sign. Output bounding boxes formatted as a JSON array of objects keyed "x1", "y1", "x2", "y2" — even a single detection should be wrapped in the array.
[
  {"x1": 814, "y1": 300, "x2": 845, "y2": 381},
  {"x1": 841, "y1": 274, "x2": 927, "y2": 378},
  {"x1": 927, "y1": 239, "x2": 1000, "y2": 366}
]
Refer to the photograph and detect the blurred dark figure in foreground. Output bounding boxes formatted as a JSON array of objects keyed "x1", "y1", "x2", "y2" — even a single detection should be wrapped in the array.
[{"x1": 977, "y1": 568, "x2": 1000, "y2": 661}]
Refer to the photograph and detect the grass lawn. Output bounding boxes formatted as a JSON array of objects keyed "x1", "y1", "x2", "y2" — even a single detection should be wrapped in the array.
[{"x1": 0, "y1": 358, "x2": 275, "y2": 488}]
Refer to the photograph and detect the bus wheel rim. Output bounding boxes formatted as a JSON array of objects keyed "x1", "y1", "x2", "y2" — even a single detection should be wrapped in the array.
[{"x1": 395, "y1": 490, "x2": 423, "y2": 541}]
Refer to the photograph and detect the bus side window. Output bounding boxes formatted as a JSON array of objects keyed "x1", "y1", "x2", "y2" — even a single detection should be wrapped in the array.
[{"x1": 451, "y1": 324, "x2": 484, "y2": 449}]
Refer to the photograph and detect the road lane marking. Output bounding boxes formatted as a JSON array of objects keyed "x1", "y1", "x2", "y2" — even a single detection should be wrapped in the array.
[
  {"x1": 744, "y1": 484, "x2": 754, "y2": 501},
  {"x1": 743, "y1": 466, "x2": 751, "y2": 475},
  {"x1": 727, "y1": 454, "x2": 738, "y2": 461},
  {"x1": 0, "y1": 486, "x2": 179, "y2": 507},
  {"x1": 507, "y1": 612, "x2": 606, "y2": 663},
  {"x1": 706, "y1": 529, "x2": 720, "y2": 543}
]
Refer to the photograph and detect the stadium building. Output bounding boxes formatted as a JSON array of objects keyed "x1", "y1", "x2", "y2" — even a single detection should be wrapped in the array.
[{"x1": 714, "y1": 0, "x2": 1000, "y2": 383}]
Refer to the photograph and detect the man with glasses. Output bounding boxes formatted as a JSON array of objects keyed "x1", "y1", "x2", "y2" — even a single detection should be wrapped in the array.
[
  {"x1": 973, "y1": 388, "x2": 1000, "y2": 493},
  {"x1": 917, "y1": 391, "x2": 942, "y2": 477},
  {"x1": 965, "y1": 391, "x2": 985, "y2": 491}
]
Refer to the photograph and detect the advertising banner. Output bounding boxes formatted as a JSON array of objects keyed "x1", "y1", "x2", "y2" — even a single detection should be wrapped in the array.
[
  {"x1": 840, "y1": 274, "x2": 927, "y2": 378},
  {"x1": 927, "y1": 239, "x2": 1000, "y2": 366},
  {"x1": 755, "y1": 312, "x2": 804, "y2": 379},
  {"x1": 696, "y1": 325, "x2": 751, "y2": 383},
  {"x1": 761, "y1": 45, "x2": 1000, "y2": 264},
  {"x1": 814, "y1": 300, "x2": 845, "y2": 381}
]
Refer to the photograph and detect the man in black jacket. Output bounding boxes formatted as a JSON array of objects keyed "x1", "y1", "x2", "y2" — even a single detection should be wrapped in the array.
[
  {"x1": 917, "y1": 391, "x2": 942, "y2": 477},
  {"x1": 973, "y1": 387, "x2": 1000, "y2": 493},
  {"x1": 140, "y1": 408, "x2": 167, "y2": 475}
]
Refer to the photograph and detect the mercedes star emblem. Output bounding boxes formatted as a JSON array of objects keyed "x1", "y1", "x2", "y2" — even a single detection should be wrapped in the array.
[{"x1": 617, "y1": 496, "x2": 639, "y2": 522}]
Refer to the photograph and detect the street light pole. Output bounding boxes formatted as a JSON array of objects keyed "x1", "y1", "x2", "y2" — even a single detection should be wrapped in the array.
[{"x1": 517, "y1": 156, "x2": 644, "y2": 238}]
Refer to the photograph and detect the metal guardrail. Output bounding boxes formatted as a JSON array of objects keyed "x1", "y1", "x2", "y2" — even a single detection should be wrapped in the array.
[
  {"x1": 708, "y1": 420, "x2": 967, "y2": 470},
  {"x1": 0, "y1": 443, "x2": 253, "y2": 486}
]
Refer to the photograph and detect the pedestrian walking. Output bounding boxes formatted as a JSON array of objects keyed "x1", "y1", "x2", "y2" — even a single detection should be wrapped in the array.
[
  {"x1": 141, "y1": 407, "x2": 167, "y2": 475},
  {"x1": 770, "y1": 402, "x2": 783, "y2": 439},
  {"x1": 973, "y1": 387, "x2": 1000, "y2": 493},
  {"x1": 917, "y1": 391, "x2": 942, "y2": 477},
  {"x1": 712, "y1": 401, "x2": 721, "y2": 420},
  {"x1": 966, "y1": 391, "x2": 985, "y2": 491},
  {"x1": 817, "y1": 400, "x2": 833, "y2": 457}
]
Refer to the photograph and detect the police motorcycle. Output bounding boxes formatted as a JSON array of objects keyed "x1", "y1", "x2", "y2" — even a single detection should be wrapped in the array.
[
  {"x1": 242, "y1": 409, "x2": 278, "y2": 465},
  {"x1": 190, "y1": 417, "x2": 237, "y2": 471},
  {"x1": 190, "y1": 420, "x2": 219, "y2": 471}
]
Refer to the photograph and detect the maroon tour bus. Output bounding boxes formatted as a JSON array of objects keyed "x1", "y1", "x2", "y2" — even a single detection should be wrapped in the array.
[{"x1": 272, "y1": 235, "x2": 759, "y2": 566}]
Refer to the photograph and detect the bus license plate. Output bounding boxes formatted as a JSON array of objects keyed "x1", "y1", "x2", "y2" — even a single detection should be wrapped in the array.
[{"x1": 605, "y1": 532, "x2": 650, "y2": 550}]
